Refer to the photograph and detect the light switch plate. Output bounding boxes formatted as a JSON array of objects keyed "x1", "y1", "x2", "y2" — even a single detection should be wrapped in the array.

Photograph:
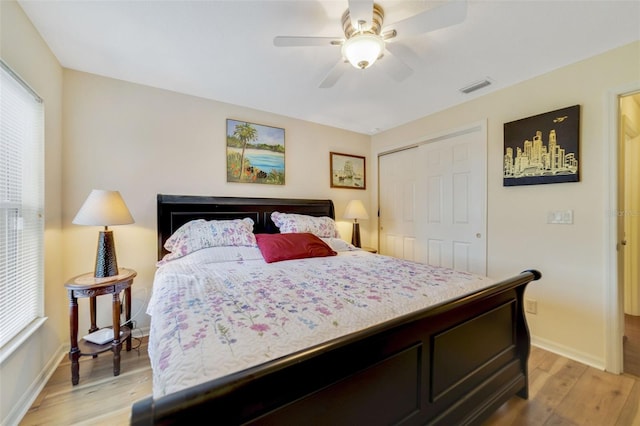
[{"x1": 547, "y1": 210, "x2": 573, "y2": 224}]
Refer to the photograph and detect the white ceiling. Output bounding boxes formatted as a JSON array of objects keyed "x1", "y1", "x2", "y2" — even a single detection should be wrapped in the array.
[{"x1": 18, "y1": 0, "x2": 640, "y2": 135}]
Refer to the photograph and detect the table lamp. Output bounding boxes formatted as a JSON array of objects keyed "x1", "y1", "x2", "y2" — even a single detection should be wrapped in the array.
[
  {"x1": 73, "y1": 189, "x2": 134, "y2": 278},
  {"x1": 344, "y1": 199, "x2": 369, "y2": 248}
]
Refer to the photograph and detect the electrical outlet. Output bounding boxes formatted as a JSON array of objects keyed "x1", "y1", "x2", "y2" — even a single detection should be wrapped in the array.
[{"x1": 525, "y1": 299, "x2": 537, "y2": 314}]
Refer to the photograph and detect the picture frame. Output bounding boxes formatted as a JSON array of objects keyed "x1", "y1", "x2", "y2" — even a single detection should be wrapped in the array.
[
  {"x1": 503, "y1": 105, "x2": 580, "y2": 186},
  {"x1": 226, "y1": 119, "x2": 285, "y2": 185},
  {"x1": 330, "y1": 152, "x2": 366, "y2": 189}
]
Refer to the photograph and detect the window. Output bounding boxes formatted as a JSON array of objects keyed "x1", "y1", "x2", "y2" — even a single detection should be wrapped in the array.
[{"x1": 0, "y1": 60, "x2": 45, "y2": 354}]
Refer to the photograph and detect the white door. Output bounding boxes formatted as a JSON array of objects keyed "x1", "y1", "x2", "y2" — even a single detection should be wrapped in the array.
[
  {"x1": 378, "y1": 124, "x2": 487, "y2": 275},
  {"x1": 417, "y1": 129, "x2": 487, "y2": 274},
  {"x1": 378, "y1": 147, "x2": 419, "y2": 260}
]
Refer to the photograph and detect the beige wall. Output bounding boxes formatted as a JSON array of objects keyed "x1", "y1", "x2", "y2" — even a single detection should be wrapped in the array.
[
  {"x1": 371, "y1": 41, "x2": 640, "y2": 369},
  {"x1": 0, "y1": 1, "x2": 64, "y2": 424},
  {"x1": 4, "y1": 0, "x2": 639, "y2": 421},
  {"x1": 61, "y1": 69, "x2": 372, "y2": 334}
]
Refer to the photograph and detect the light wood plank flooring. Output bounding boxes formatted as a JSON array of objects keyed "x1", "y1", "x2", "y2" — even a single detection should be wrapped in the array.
[
  {"x1": 20, "y1": 337, "x2": 640, "y2": 426},
  {"x1": 483, "y1": 346, "x2": 640, "y2": 426},
  {"x1": 20, "y1": 335, "x2": 153, "y2": 426},
  {"x1": 625, "y1": 314, "x2": 640, "y2": 377}
]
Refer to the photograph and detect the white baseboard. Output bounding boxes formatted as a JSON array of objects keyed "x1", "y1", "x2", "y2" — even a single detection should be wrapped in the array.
[
  {"x1": 531, "y1": 335, "x2": 605, "y2": 371},
  {"x1": 5, "y1": 344, "x2": 67, "y2": 426},
  {"x1": 7, "y1": 328, "x2": 150, "y2": 426},
  {"x1": 132, "y1": 326, "x2": 150, "y2": 339}
]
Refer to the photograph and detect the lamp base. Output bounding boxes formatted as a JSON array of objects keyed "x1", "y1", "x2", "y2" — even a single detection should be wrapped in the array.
[
  {"x1": 351, "y1": 222, "x2": 361, "y2": 248},
  {"x1": 95, "y1": 230, "x2": 119, "y2": 278}
]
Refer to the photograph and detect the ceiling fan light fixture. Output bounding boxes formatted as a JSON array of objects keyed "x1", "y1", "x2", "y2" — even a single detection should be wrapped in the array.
[{"x1": 342, "y1": 33, "x2": 384, "y2": 69}]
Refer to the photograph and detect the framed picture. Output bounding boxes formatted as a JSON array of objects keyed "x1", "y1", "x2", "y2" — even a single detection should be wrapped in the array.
[
  {"x1": 503, "y1": 105, "x2": 580, "y2": 186},
  {"x1": 226, "y1": 119, "x2": 285, "y2": 185},
  {"x1": 330, "y1": 152, "x2": 366, "y2": 189}
]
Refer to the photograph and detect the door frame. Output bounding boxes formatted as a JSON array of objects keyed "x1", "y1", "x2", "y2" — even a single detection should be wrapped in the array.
[{"x1": 605, "y1": 82, "x2": 640, "y2": 374}]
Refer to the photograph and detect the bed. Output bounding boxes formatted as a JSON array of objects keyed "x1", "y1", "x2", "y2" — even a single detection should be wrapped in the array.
[{"x1": 130, "y1": 194, "x2": 541, "y2": 425}]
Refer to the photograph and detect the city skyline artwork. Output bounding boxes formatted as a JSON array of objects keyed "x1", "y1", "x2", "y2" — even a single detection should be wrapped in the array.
[{"x1": 504, "y1": 104, "x2": 580, "y2": 186}]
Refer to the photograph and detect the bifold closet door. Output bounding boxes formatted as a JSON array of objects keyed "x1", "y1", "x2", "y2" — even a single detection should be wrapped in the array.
[
  {"x1": 378, "y1": 124, "x2": 487, "y2": 274},
  {"x1": 379, "y1": 147, "x2": 419, "y2": 261}
]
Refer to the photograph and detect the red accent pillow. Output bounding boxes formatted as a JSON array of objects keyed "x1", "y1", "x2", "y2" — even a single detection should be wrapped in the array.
[{"x1": 256, "y1": 233, "x2": 337, "y2": 263}]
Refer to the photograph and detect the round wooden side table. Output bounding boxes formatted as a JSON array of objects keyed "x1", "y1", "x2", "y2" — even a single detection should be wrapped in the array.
[{"x1": 64, "y1": 268, "x2": 136, "y2": 385}]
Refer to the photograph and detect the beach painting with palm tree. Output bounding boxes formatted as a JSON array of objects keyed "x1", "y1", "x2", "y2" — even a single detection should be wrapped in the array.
[{"x1": 226, "y1": 119, "x2": 285, "y2": 185}]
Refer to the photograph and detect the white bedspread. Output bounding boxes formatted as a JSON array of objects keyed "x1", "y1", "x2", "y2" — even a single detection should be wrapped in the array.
[{"x1": 147, "y1": 249, "x2": 495, "y2": 398}]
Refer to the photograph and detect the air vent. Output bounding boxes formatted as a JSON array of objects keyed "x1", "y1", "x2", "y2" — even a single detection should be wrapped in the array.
[{"x1": 460, "y1": 79, "x2": 492, "y2": 94}]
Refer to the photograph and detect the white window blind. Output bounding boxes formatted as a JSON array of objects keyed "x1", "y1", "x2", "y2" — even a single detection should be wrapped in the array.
[{"x1": 0, "y1": 60, "x2": 45, "y2": 350}]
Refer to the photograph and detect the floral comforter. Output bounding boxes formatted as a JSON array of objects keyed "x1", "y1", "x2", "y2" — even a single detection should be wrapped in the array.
[{"x1": 147, "y1": 249, "x2": 495, "y2": 398}]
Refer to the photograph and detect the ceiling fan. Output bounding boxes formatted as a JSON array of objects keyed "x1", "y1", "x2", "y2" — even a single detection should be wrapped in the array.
[{"x1": 273, "y1": 0, "x2": 468, "y2": 88}]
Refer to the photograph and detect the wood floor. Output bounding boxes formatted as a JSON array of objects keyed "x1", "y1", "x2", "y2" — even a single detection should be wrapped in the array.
[
  {"x1": 625, "y1": 314, "x2": 640, "y2": 377},
  {"x1": 483, "y1": 347, "x2": 639, "y2": 425},
  {"x1": 19, "y1": 336, "x2": 640, "y2": 426},
  {"x1": 20, "y1": 335, "x2": 153, "y2": 426}
]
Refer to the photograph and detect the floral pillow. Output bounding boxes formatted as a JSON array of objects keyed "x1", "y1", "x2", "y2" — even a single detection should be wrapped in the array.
[
  {"x1": 271, "y1": 212, "x2": 340, "y2": 238},
  {"x1": 162, "y1": 218, "x2": 257, "y2": 262}
]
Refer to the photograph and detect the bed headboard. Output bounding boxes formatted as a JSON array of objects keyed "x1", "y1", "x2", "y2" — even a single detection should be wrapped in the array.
[{"x1": 157, "y1": 194, "x2": 336, "y2": 260}]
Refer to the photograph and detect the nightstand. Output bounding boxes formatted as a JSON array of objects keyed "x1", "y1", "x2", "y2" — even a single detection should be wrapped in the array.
[
  {"x1": 361, "y1": 247, "x2": 377, "y2": 253},
  {"x1": 64, "y1": 268, "x2": 136, "y2": 385}
]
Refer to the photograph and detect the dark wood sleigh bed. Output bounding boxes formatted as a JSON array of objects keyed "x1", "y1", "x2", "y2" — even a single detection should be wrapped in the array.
[{"x1": 130, "y1": 194, "x2": 541, "y2": 425}]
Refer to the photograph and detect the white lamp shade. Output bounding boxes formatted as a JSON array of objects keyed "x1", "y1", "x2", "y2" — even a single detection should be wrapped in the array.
[
  {"x1": 344, "y1": 199, "x2": 369, "y2": 220},
  {"x1": 73, "y1": 189, "x2": 134, "y2": 226},
  {"x1": 342, "y1": 33, "x2": 384, "y2": 69}
]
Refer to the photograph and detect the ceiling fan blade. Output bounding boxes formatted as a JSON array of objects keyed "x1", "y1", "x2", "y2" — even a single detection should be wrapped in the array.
[
  {"x1": 319, "y1": 60, "x2": 350, "y2": 89},
  {"x1": 378, "y1": 48, "x2": 413, "y2": 82},
  {"x1": 387, "y1": 0, "x2": 467, "y2": 38},
  {"x1": 274, "y1": 36, "x2": 342, "y2": 47},
  {"x1": 385, "y1": 42, "x2": 421, "y2": 68}
]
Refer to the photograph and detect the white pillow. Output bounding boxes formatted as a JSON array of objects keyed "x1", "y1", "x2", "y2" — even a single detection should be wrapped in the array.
[
  {"x1": 320, "y1": 238, "x2": 358, "y2": 252},
  {"x1": 271, "y1": 212, "x2": 341, "y2": 238},
  {"x1": 162, "y1": 218, "x2": 257, "y2": 262},
  {"x1": 158, "y1": 246, "x2": 264, "y2": 266}
]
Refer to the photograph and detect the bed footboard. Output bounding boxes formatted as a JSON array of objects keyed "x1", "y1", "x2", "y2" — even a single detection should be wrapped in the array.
[{"x1": 131, "y1": 269, "x2": 540, "y2": 425}]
